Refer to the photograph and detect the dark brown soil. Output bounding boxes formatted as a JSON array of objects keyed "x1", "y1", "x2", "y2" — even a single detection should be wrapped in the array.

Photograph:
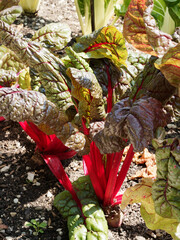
[{"x1": 0, "y1": 0, "x2": 177, "y2": 239}]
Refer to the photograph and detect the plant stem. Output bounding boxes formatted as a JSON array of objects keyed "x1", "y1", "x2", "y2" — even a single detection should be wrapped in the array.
[
  {"x1": 90, "y1": 0, "x2": 95, "y2": 32},
  {"x1": 103, "y1": 150, "x2": 124, "y2": 206},
  {"x1": 43, "y1": 155, "x2": 82, "y2": 210},
  {"x1": 74, "y1": 0, "x2": 85, "y2": 35},
  {"x1": 111, "y1": 144, "x2": 134, "y2": 203}
]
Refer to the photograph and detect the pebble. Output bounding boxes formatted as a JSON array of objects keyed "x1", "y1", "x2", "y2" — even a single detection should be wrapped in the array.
[
  {"x1": 6, "y1": 237, "x2": 13, "y2": 240},
  {"x1": 134, "y1": 236, "x2": 146, "y2": 240},
  {"x1": 35, "y1": 206, "x2": 43, "y2": 210},
  {"x1": 13, "y1": 198, "x2": 19, "y2": 204},
  {"x1": 47, "y1": 190, "x2": 53, "y2": 198},
  {"x1": 0, "y1": 165, "x2": 10, "y2": 173},
  {"x1": 35, "y1": 181, "x2": 41, "y2": 186},
  {"x1": 57, "y1": 236, "x2": 62, "y2": 240},
  {"x1": 10, "y1": 212, "x2": 17, "y2": 217},
  {"x1": 27, "y1": 172, "x2": 35, "y2": 182}
]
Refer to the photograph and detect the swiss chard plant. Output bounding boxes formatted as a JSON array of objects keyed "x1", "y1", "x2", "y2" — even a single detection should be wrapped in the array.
[{"x1": 0, "y1": 0, "x2": 180, "y2": 239}]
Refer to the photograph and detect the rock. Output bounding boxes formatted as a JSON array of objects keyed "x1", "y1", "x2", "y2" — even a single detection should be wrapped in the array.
[
  {"x1": 27, "y1": 172, "x2": 35, "y2": 182},
  {"x1": 57, "y1": 236, "x2": 62, "y2": 240},
  {"x1": 0, "y1": 165, "x2": 10, "y2": 173},
  {"x1": 35, "y1": 181, "x2": 41, "y2": 186},
  {"x1": 134, "y1": 237, "x2": 146, "y2": 240},
  {"x1": 35, "y1": 206, "x2": 43, "y2": 210},
  {"x1": 10, "y1": 212, "x2": 17, "y2": 217},
  {"x1": 6, "y1": 237, "x2": 13, "y2": 240},
  {"x1": 13, "y1": 198, "x2": 19, "y2": 204},
  {"x1": 47, "y1": 191, "x2": 53, "y2": 198}
]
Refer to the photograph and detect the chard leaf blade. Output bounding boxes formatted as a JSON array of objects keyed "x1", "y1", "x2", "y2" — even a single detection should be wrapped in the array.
[
  {"x1": 123, "y1": 0, "x2": 176, "y2": 56},
  {"x1": 121, "y1": 178, "x2": 180, "y2": 240},
  {"x1": 94, "y1": 96, "x2": 168, "y2": 153},
  {"x1": 0, "y1": 6, "x2": 22, "y2": 25},
  {"x1": 67, "y1": 68, "x2": 106, "y2": 123},
  {"x1": 54, "y1": 176, "x2": 108, "y2": 240},
  {"x1": 0, "y1": 87, "x2": 88, "y2": 153},
  {"x1": 32, "y1": 22, "x2": 71, "y2": 51},
  {"x1": 74, "y1": 26, "x2": 128, "y2": 68},
  {"x1": 155, "y1": 42, "x2": 180, "y2": 88}
]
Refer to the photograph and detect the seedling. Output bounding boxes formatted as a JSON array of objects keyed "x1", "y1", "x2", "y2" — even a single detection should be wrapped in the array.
[{"x1": 25, "y1": 219, "x2": 47, "y2": 236}]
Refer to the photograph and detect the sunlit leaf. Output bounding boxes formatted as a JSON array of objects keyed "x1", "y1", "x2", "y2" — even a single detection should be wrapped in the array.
[
  {"x1": 121, "y1": 178, "x2": 180, "y2": 240},
  {"x1": 74, "y1": 26, "x2": 128, "y2": 68},
  {"x1": 32, "y1": 23, "x2": 71, "y2": 51},
  {"x1": 155, "y1": 42, "x2": 180, "y2": 88},
  {"x1": 123, "y1": 0, "x2": 176, "y2": 56}
]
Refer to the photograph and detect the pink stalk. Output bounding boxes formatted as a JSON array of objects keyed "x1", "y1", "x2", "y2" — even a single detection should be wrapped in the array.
[
  {"x1": 103, "y1": 150, "x2": 124, "y2": 206},
  {"x1": 43, "y1": 154, "x2": 82, "y2": 209},
  {"x1": 110, "y1": 144, "x2": 134, "y2": 204},
  {"x1": 89, "y1": 142, "x2": 106, "y2": 192},
  {"x1": 19, "y1": 121, "x2": 76, "y2": 160},
  {"x1": 0, "y1": 116, "x2": 5, "y2": 122},
  {"x1": 112, "y1": 194, "x2": 123, "y2": 206},
  {"x1": 83, "y1": 154, "x2": 104, "y2": 201}
]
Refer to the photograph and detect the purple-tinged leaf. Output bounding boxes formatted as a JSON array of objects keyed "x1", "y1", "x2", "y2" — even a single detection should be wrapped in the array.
[
  {"x1": 94, "y1": 97, "x2": 168, "y2": 153},
  {"x1": 0, "y1": 87, "x2": 88, "y2": 153}
]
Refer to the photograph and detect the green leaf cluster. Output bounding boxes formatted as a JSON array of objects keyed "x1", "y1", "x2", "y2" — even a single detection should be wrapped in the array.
[{"x1": 54, "y1": 176, "x2": 108, "y2": 240}]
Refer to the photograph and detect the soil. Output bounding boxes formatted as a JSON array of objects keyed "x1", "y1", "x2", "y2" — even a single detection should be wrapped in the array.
[{"x1": 0, "y1": 0, "x2": 178, "y2": 240}]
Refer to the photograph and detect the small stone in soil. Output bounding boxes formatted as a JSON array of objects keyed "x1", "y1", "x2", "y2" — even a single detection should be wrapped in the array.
[
  {"x1": 10, "y1": 212, "x2": 17, "y2": 217},
  {"x1": 13, "y1": 198, "x2": 19, "y2": 204},
  {"x1": 0, "y1": 165, "x2": 10, "y2": 172},
  {"x1": 134, "y1": 236, "x2": 146, "y2": 240}
]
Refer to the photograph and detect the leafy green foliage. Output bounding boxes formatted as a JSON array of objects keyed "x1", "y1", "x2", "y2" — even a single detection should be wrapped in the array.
[
  {"x1": 152, "y1": 137, "x2": 180, "y2": 221},
  {"x1": 25, "y1": 219, "x2": 47, "y2": 236},
  {"x1": 54, "y1": 176, "x2": 108, "y2": 240},
  {"x1": 32, "y1": 22, "x2": 72, "y2": 52},
  {"x1": 121, "y1": 178, "x2": 180, "y2": 240}
]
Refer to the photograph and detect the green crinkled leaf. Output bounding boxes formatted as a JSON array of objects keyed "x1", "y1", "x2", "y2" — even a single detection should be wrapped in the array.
[
  {"x1": 18, "y1": 67, "x2": 31, "y2": 89},
  {"x1": 0, "y1": 45, "x2": 26, "y2": 72},
  {"x1": 152, "y1": 138, "x2": 180, "y2": 221},
  {"x1": 0, "y1": 87, "x2": 88, "y2": 152},
  {"x1": 64, "y1": 47, "x2": 92, "y2": 72},
  {"x1": 73, "y1": 26, "x2": 128, "y2": 68},
  {"x1": 0, "y1": 5, "x2": 22, "y2": 23},
  {"x1": 54, "y1": 176, "x2": 108, "y2": 240},
  {"x1": 121, "y1": 178, "x2": 180, "y2": 240},
  {"x1": 155, "y1": 42, "x2": 180, "y2": 88},
  {"x1": 0, "y1": 69, "x2": 18, "y2": 87},
  {"x1": 32, "y1": 22, "x2": 71, "y2": 51},
  {"x1": 0, "y1": 6, "x2": 22, "y2": 24},
  {"x1": 67, "y1": 68, "x2": 106, "y2": 123},
  {"x1": 0, "y1": 21, "x2": 75, "y2": 113}
]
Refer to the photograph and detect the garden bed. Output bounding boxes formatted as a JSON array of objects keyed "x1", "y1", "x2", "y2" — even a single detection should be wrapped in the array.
[{"x1": 0, "y1": 0, "x2": 178, "y2": 239}]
